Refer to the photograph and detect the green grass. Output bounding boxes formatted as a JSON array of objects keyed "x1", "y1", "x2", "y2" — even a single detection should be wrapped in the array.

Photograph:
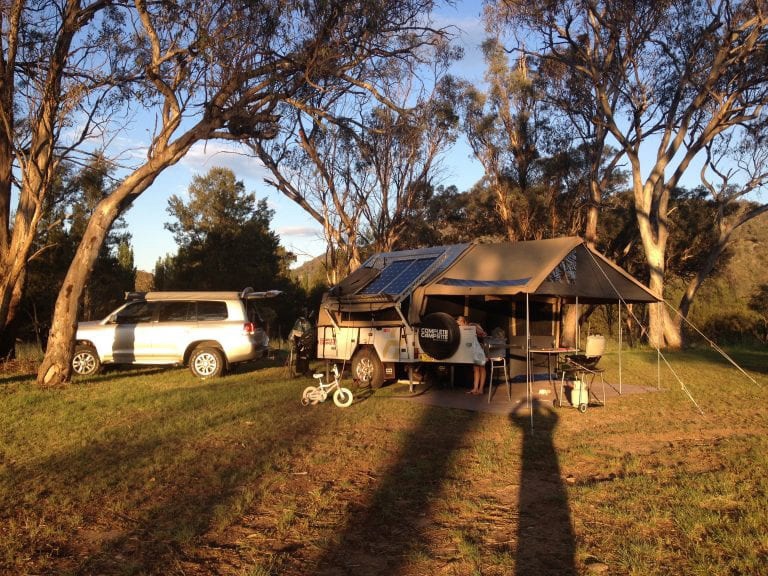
[{"x1": 1, "y1": 348, "x2": 767, "y2": 575}]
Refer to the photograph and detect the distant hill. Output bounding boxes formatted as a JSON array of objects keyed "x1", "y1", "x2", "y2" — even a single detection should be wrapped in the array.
[
  {"x1": 724, "y1": 212, "x2": 768, "y2": 303},
  {"x1": 290, "y1": 254, "x2": 328, "y2": 291}
]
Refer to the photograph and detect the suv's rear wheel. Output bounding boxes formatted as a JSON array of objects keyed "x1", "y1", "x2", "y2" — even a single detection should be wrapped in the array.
[
  {"x1": 72, "y1": 345, "x2": 101, "y2": 376},
  {"x1": 189, "y1": 346, "x2": 225, "y2": 378}
]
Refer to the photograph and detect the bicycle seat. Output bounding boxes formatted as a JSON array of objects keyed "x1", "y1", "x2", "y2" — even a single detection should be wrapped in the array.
[{"x1": 312, "y1": 373, "x2": 323, "y2": 380}]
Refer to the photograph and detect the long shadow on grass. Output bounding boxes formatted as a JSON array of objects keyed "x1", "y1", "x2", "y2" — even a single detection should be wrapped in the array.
[
  {"x1": 510, "y1": 401, "x2": 576, "y2": 575},
  {"x1": 310, "y1": 404, "x2": 478, "y2": 575},
  {"x1": 0, "y1": 372, "x2": 35, "y2": 385},
  {"x1": 3, "y1": 377, "x2": 327, "y2": 574}
]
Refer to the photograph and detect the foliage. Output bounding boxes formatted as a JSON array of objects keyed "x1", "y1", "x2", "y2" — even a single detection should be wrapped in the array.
[
  {"x1": 158, "y1": 168, "x2": 282, "y2": 291},
  {"x1": 254, "y1": 53, "x2": 461, "y2": 282},
  {"x1": 396, "y1": 182, "x2": 505, "y2": 247},
  {"x1": 19, "y1": 157, "x2": 135, "y2": 348},
  {"x1": 156, "y1": 167, "x2": 305, "y2": 338},
  {"x1": 165, "y1": 168, "x2": 258, "y2": 247},
  {"x1": 748, "y1": 283, "x2": 768, "y2": 318},
  {"x1": 698, "y1": 312, "x2": 762, "y2": 346},
  {"x1": 747, "y1": 283, "x2": 768, "y2": 342}
]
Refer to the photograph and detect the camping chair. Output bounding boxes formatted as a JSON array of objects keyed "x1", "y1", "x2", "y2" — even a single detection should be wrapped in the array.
[
  {"x1": 558, "y1": 335, "x2": 607, "y2": 410},
  {"x1": 486, "y1": 338, "x2": 511, "y2": 403}
]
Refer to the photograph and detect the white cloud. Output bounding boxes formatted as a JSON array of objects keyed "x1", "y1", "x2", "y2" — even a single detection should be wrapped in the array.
[
  {"x1": 279, "y1": 225, "x2": 321, "y2": 237},
  {"x1": 179, "y1": 141, "x2": 269, "y2": 182}
]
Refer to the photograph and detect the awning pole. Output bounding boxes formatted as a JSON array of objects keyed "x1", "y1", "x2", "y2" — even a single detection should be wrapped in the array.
[
  {"x1": 618, "y1": 299, "x2": 623, "y2": 395},
  {"x1": 657, "y1": 304, "x2": 662, "y2": 390},
  {"x1": 657, "y1": 347, "x2": 662, "y2": 389},
  {"x1": 526, "y1": 292, "x2": 533, "y2": 431},
  {"x1": 576, "y1": 296, "x2": 580, "y2": 350}
]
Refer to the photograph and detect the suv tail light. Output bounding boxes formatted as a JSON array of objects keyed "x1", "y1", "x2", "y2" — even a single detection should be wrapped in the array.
[{"x1": 243, "y1": 322, "x2": 256, "y2": 335}]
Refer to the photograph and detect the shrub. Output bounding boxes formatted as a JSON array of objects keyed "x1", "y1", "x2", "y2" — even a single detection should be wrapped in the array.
[{"x1": 696, "y1": 312, "x2": 762, "y2": 346}]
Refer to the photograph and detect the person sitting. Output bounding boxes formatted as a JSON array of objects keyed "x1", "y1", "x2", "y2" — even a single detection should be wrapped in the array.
[{"x1": 457, "y1": 315, "x2": 487, "y2": 395}]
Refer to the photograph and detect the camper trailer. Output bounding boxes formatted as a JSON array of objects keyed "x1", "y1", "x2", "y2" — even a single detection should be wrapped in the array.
[{"x1": 316, "y1": 238, "x2": 658, "y2": 388}]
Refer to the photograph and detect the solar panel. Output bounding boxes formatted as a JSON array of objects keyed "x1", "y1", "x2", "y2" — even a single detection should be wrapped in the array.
[{"x1": 360, "y1": 256, "x2": 437, "y2": 295}]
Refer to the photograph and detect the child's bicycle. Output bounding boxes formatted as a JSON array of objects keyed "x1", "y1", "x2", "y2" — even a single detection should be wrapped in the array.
[{"x1": 301, "y1": 364, "x2": 354, "y2": 408}]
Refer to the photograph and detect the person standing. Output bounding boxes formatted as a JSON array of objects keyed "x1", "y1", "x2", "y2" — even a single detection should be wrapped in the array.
[{"x1": 458, "y1": 316, "x2": 487, "y2": 395}]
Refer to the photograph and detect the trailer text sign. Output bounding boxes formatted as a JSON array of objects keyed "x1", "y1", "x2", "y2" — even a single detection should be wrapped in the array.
[
  {"x1": 417, "y1": 313, "x2": 461, "y2": 360},
  {"x1": 419, "y1": 327, "x2": 449, "y2": 341}
]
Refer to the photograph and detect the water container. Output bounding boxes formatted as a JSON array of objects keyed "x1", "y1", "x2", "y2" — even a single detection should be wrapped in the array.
[{"x1": 570, "y1": 379, "x2": 588, "y2": 406}]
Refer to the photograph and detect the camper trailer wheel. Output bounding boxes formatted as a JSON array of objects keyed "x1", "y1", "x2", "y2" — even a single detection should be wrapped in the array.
[
  {"x1": 351, "y1": 347, "x2": 385, "y2": 389},
  {"x1": 578, "y1": 403, "x2": 588, "y2": 413}
]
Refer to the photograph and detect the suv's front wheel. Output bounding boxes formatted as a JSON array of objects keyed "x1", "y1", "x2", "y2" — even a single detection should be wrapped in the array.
[
  {"x1": 72, "y1": 345, "x2": 101, "y2": 376},
  {"x1": 189, "y1": 346, "x2": 225, "y2": 378}
]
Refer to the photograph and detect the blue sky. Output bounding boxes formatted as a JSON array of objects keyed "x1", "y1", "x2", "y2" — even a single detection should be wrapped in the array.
[{"x1": 124, "y1": 2, "x2": 488, "y2": 272}]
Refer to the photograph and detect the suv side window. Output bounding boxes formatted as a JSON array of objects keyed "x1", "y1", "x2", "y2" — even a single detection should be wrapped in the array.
[
  {"x1": 158, "y1": 301, "x2": 193, "y2": 322},
  {"x1": 114, "y1": 301, "x2": 156, "y2": 324},
  {"x1": 195, "y1": 301, "x2": 228, "y2": 321}
]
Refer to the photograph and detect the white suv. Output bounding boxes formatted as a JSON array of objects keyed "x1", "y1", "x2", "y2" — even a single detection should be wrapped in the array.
[{"x1": 71, "y1": 288, "x2": 280, "y2": 378}]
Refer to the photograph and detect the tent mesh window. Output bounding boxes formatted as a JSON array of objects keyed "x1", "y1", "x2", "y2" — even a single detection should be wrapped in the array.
[{"x1": 546, "y1": 250, "x2": 577, "y2": 285}]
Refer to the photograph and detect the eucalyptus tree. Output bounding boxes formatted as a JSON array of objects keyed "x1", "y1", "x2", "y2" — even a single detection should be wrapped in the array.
[
  {"x1": 492, "y1": 0, "x2": 768, "y2": 347},
  {"x1": 253, "y1": 110, "x2": 370, "y2": 283},
  {"x1": 0, "y1": 0, "x2": 454, "y2": 386},
  {"x1": 252, "y1": 46, "x2": 460, "y2": 284},
  {"x1": 19, "y1": 156, "x2": 134, "y2": 350},
  {"x1": 458, "y1": 37, "x2": 549, "y2": 241}
]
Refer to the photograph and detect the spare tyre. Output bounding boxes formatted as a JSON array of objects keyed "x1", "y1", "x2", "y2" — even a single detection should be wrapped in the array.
[{"x1": 418, "y1": 312, "x2": 461, "y2": 360}]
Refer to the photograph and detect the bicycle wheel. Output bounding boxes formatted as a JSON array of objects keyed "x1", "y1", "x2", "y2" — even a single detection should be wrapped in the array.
[{"x1": 333, "y1": 387, "x2": 353, "y2": 408}]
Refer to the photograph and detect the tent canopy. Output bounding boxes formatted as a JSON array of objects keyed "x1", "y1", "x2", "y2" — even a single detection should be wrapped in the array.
[{"x1": 321, "y1": 237, "x2": 659, "y2": 321}]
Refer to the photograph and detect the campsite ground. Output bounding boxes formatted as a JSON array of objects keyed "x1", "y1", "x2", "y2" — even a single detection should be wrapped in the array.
[{"x1": 1, "y1": 347, "x2": 767, "y2": 575}]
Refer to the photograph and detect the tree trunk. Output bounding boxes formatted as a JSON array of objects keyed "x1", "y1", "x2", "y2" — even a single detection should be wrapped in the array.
[
  {"x1": 37, "y1": 209, "x2": 116, "y2": 386},
  {"x1": 623, "y1": 303, "x2": 636, "y2": 348},
  {"x1": 585, "y1": 179, "x2": 600, "y2": 247},
  {"x1": 560, "y1": 304, "x2": 579, "y2": 348},
  {"x1": 0, "y1": 267, "x2": 25, "y2": 358},
  {"x1": 646, "y1": 278, "x2": 683, "y2": 349},
  {"x1": 633, "y1": 171, "x2": 683, "y2": 349},
  {"x1": 0, "y1": 207, "x2": 42, "y2": 347},
  {"x1": 0, "y1": 315, "x2": 19, "y2": 360}
]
